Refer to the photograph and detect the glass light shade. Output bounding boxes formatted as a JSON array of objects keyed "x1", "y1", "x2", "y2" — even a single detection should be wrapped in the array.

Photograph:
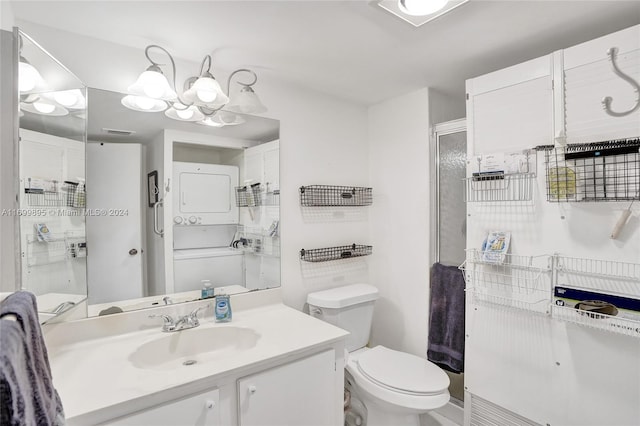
[
  {"x1": 198, "y1": 111, "x2": 246, "y2": 127},
  {"x1": 20, "y1": 100, "x2": 69, "y2": 116},
  {"x1": 121, "y1": 94, "x2": 168, "y2": 112},
  {"x1": 128, "y1": 69, "x2": 177, "y2": 101},
  {"x1": 18, "y1": 60, "x2": 45, "y2": 93},
  {"x1": 43, "y1": 89, "x2": 86, "y2": 109},
  {"x1": 226, "y1": 86, "x2": 267, "y2": 114},
  {"x1": 165, "y1": 103, "x2": 205, "y2": 122},
  {"x1": 183, "y1": 76, "x2": 229, "y2": 108},
  {"x1": 398, "y1": 0, "x2": 449, "y2": 15},
  {"x1": 197, "y1": 117, "x2": 225, "y2": 127}
]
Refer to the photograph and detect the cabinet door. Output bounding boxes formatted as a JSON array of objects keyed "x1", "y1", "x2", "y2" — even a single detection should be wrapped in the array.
[
  {"x1": 467, "y1": 55, "x2": 554, "y2": 154},
  {"x1": 562, "y1": 24, "x2": 640, "y2": 144},
  {"x1": 238, "y1": 350, "x2": 336, "y2": 426},
  {"x1": 103, "y1": 388, "x2": 220, "y2": 426}
]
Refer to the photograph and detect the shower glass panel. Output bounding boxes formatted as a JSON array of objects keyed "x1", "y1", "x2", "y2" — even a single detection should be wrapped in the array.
[{"x1": 437, "y1": 130, "x2": 467, "y2": 267}]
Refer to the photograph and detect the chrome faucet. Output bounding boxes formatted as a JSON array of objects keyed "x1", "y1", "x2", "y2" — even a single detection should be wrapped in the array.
[{"x1": 149, "y1": 305, "x2": 209, "y2": 332}]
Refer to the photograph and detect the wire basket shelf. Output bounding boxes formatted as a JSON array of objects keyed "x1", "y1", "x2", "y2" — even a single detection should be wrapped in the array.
[
  {"x1": 553, "y1": 255, "x2": 640, "y2": 338},
  {"x1": 464, "y1": 173, "x2": 536, "y2": 202},
  {"x1": 231, "y1": 226, "x2": 280, "y2": 257},
  {"x1": 552, "y1": 305, "x2": 640, "y2": 338},
  {"x1": 299, "y1": 185, "x2": 372, "y2": 207},
  {"x1": 543, "y1": 139, "x2": 640, "y2": 202},
  {"x1": 461, "y1": 249, "x2": 552, "y2": 314},
  {"x1": 300, "y1": 244, "x2": 372, "y2": 263}
]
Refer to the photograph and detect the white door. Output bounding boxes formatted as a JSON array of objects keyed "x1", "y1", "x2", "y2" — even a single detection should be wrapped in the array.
[{"x1": 86, "y1": 143, "x2": 144, "y2": 304}]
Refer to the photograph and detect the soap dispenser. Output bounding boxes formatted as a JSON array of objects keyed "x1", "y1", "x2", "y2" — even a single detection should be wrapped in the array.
[{"x1": 201, "y1": 280, "x2": 214, "y2": 299}]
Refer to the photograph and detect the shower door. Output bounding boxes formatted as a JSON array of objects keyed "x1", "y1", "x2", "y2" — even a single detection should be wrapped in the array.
[
  {"x1": 433, "y1": 119, "x2": 467, "y2": 267},
  {"x1": 431, "y1": 118, "x2": 467, "y2": 405}
]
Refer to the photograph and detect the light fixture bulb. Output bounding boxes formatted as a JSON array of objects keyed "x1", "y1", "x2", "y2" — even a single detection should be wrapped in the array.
[
  {"x1": 18, "y1": 60, "x2": 43, "y2": 93},
  {"x1": 33, "y1": 102, "x2": 56, "y2": 114},
  {"x1": 176, "y1": 108, "x2": 195, "y2": 120},
  {"x1": 398, "y1": 0, "x2": 449, "y2": 16},
  {"x1": 121, "y1": 94, "x2": 168, "y2": 112},
  {"x1": 164, "y1": 103, "x2": 205, "y2": 122},
  {"x1": 135, "y1": 96, "x2": 155, "y2": 110},
  {"x1": 198, "y1": 117, "x2": 224, "y2": 127},
  {"x1": 184, "y1": 76, "x2": 229, "y2": 108},
  {"x1": 128, "y1": 67, "x2": 177, "y2": 101}
]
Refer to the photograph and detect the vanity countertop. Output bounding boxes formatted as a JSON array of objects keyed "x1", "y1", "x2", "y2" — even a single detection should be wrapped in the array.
[{"x1": 47, "y1": 302, "x2": 348, "y2": 422}]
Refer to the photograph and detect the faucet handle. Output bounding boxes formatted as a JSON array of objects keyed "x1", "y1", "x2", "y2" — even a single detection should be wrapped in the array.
[
  {"x1": 189, "y1": 304, "x2": 211, "y2": 320},
  {"x1": 149, "y1": 314, "x2": 175, "y2": 327}
]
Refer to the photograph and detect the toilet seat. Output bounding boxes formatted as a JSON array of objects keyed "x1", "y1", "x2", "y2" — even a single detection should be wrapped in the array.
[{"x1": 356, "y1": 346, "x2": 450, "y2": 396}]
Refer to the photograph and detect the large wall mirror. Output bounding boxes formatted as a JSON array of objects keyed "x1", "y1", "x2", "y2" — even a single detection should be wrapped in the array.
[
  {"x1": 16, "y1": 29, "x2": 88, "y2": 322},
  {"x1": 15, "y1": 30, "x2": 280, "y2": 322}
]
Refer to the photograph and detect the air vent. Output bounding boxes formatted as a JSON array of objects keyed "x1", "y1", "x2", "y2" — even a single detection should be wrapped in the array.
[{"x1": 102, "y1": 128, "x2": 136, "y2": 136}]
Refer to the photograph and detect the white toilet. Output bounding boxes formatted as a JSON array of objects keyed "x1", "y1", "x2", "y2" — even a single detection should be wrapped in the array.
[{"x1": 307, "y1": 284, "x2": 450, "y2": 426}]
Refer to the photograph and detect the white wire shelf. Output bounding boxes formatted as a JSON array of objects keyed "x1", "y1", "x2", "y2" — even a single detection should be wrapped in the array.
[
  {"x1": 552, "y1": 304, "x2": 640, "y2": 338},
  {"x1": 461, "y1": 250, "x2": 553, "y2": 314},
  {"x1": 463, "y1": 172, "x2": 536, "y2": 203},
  {"x1": 553, "y1": 255, "x2": 640, "y2": 337},
  {"x1": 231, "y1": 226, "x2": 280, "y2": 257}
]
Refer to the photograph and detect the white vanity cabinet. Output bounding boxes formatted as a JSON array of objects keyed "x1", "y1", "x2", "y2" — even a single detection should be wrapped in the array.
[
  {"x1": 237, "y1": 349, "x2": 336, "y2": 426},
  {"x1": 103, "y1": 388, "x2": 221, "y2": 426},
  {"x1": 561, "y1": 24, "x2": 640, "y2": 144},
  {"x1": 466, "y1": 55, "x2": 554, "y2": 154}
]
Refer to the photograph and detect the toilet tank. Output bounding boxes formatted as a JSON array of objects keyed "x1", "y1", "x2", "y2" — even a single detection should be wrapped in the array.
[{"x1": 307, "y1": 284, "x2": 378, "y2": 352}]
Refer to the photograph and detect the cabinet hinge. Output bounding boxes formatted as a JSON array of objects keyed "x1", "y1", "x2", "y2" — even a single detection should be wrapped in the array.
[{"x1": 466, "y1": 93, "x2": 469, "y2": 100}]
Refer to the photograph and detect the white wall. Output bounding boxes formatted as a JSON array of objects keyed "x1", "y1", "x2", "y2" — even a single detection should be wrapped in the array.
[
  {"x1": 1, "y1": 2, "x2": 14, "y2": 31},
  {"x1": 367, "y1": 88, "x2": 462, "y2": 357}
]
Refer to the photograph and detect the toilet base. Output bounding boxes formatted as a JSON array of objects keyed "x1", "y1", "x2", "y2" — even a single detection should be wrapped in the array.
[{"x1": 363, "y1": 403, "x2": 421, "y2": 426}]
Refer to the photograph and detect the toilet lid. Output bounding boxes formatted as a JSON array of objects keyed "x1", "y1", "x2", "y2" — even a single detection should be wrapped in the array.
[{"x1": 356, "y1": 346, "x2": 449, "y2": 395}]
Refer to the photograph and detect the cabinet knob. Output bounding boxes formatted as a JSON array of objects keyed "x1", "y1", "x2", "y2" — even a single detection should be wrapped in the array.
[
  {"x1": 248, "y1": 385, "x2": 257, "y2": 395},
  {"x1": 205, "y1": 399, "x2": 215, "y2": 409}
]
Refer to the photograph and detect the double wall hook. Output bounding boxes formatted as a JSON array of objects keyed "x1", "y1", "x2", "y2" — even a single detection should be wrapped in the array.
[{"x1": 602, "y1": 47, "x2": 640, "y2": 117}]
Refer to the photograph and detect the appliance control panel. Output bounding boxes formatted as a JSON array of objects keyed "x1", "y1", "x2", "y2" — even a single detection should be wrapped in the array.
[{"x1": 174, "y1": 216, "x2": 202, "y2": 225}]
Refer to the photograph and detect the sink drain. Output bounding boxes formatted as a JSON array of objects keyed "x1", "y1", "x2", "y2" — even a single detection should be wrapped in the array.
[{"x1": 183, "y1": 359, "x2": 197, "y2": 366}]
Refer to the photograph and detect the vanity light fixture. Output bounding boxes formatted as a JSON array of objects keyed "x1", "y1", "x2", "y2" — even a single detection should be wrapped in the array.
[
  {"x1": 20, "y1": 99, "x2": 69, "y2": 116},
  {"x1": 122, "y1": 44, "x2": 266, "y2": 126}
]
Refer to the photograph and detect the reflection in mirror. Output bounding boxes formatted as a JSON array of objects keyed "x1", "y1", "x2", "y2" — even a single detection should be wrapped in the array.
[
  {"x1": 84, "y1": 88, "x2": 280, "y2": 317},
  {"x1": 16, "y1": 29, "x2": 88, "y2": 322}
]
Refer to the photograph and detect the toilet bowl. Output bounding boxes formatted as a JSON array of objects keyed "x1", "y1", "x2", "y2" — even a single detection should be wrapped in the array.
[
  {"x1": 346, "y1": 346, "x2": 450, "y2": 426},
  {"x1": 306, "y1": 284, "x2": 450, "y2": 426}
]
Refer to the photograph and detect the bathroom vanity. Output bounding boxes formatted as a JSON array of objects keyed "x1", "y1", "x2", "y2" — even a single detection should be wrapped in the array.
[{"x1": 42, "y1": 289, "x2": 348, "y2": 425}]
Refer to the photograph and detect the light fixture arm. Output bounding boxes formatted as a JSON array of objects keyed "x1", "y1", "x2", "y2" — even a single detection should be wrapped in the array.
[
  {"x1": 196, "y1": 68, "x2": 260, "y2": 117},
  {"x1": 144, "y1": 44, "x2": 188, "y2": 104}
]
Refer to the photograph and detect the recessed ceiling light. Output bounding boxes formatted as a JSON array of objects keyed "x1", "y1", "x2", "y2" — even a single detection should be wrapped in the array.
[{"x1": 376, "y1": 0, "x2": 469, "y2": 27}]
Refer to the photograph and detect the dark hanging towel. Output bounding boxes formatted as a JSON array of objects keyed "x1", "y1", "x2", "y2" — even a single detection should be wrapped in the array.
[
  {"x1": 0, "y1": 291, "x2": 65, "y2": 426},
  {"x1": 427, "y1": 262, "x2": 465, "y2": 374}
]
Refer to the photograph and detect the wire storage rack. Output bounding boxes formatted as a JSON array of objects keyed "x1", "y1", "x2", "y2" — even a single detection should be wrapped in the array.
[
  {"x1": 543, "y1": 138, "x2": 640, "y2": 202},
  {"x1": 299, "y1": 185, "x2": 373, "y2": 207},
  {"x1": 235, "y1": 184, "x2": 263, "y2": 207},
  {"x1": 464, "y1": 172, "x2": 536, "y2": 202},
  {"x1": 553, "y1": 255, "x2": 640, "y2": 337},
  {"x1": 231, "y1": 225, "x2": 280, "y2": 257},
  {"x1": 300, "y1": 244, "x2": 372, "y2": 262},
  {"x1": 461, "y1": 249, "x2": 553, "y2": 314}
]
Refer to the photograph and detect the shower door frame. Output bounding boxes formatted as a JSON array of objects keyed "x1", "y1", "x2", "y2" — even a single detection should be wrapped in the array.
[{"x1": 430, "y1": 118, "x2": 467, "y2": 267}]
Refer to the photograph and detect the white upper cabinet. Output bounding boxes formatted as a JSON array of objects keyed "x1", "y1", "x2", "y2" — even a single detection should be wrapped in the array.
[
  {"x1": 467, "y1": 24, "x2": 640, "y2": 153},
  {"x1": 466, "y1": 55, "x2": 554, "y2": 154},
  {"x1": 561, "y1": 25, "x2": 640, "y2": 144}
]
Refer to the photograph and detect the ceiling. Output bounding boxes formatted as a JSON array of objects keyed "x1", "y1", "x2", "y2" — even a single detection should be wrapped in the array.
[{"x1": 9, "y1": 1, "x2": 640, "y2": 106}]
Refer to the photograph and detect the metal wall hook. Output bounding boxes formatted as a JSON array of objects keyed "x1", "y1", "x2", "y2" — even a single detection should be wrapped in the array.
[{"x1": 601, "y1": 47, "x2": 640, "y2": 118}]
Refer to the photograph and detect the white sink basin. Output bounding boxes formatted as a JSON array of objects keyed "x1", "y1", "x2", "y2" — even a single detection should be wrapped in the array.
[{"x1": 129, "y1": 326, "x2": 261, "y2": 370}]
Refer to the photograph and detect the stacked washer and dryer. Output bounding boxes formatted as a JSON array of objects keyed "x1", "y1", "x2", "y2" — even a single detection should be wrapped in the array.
[{"x1": 172, "y1": 162, "x2": 245, "y2": 293}]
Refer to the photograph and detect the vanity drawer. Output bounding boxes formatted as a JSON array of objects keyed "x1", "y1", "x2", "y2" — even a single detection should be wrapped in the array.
[{"x1": 102, "y1": 388, "x2": 220, "y2": 426}]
